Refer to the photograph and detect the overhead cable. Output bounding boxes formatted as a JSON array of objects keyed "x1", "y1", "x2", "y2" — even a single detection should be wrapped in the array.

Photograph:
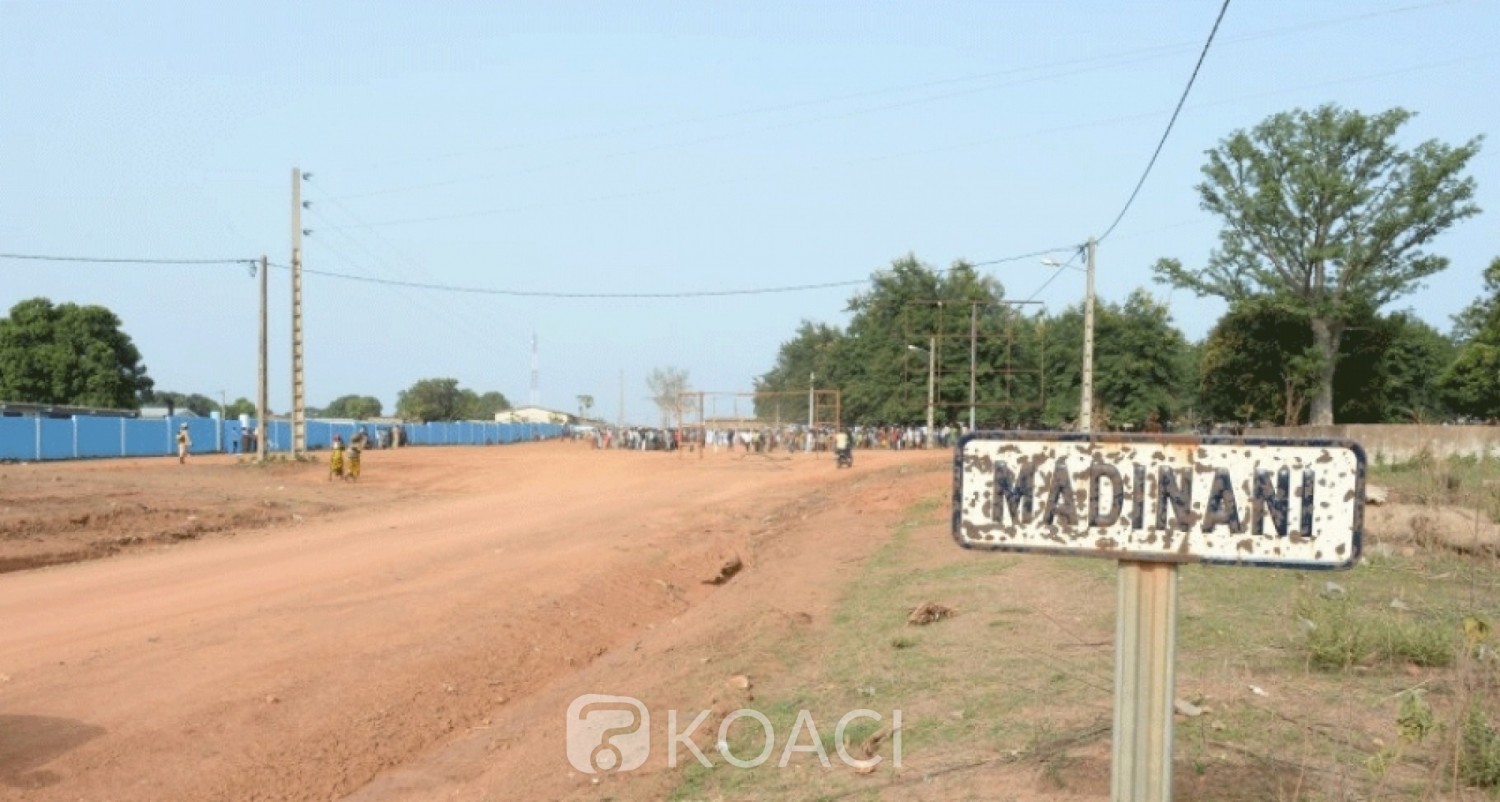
[
  {"x1": 0, "y1": 253, "x2": 253, "y2": 266},
  {"x1": 1097, "y1": 0, "x2": 1232, "y2": 243}
]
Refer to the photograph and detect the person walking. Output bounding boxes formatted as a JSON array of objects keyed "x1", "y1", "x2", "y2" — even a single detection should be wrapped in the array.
[
  {"x1": 328, "y1": 434, "x2": 345, "y2": 481},
  {"x1": 348, "y1": 428, "x2": 369, "y2": 481},
  {"x1": 176, "y1": 423, "x2": 191, "y2": 464}
]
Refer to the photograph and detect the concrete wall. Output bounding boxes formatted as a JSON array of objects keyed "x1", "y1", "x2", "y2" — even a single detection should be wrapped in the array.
[{"x1": 1244, "y1": 424, "x2": 1500, "y2": 463}]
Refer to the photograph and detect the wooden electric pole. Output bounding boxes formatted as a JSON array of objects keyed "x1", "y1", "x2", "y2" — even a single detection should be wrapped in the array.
[
  {"x1": 257, "y1": 255, "x2": 268, "y2": 463},
  {"x1": 290, "y1": 168, "x2": 306, "y2": 457}
]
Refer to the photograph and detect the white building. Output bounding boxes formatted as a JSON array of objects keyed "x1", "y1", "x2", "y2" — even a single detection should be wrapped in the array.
[{"x1": 495, "y1": 405, "x2": 571, "y2": 425}]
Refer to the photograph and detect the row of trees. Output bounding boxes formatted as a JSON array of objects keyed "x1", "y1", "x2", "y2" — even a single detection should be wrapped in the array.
[
  {"x1": 757, "y1": 105, "x2": 1493, "y2": 429},
  {"x1": 0, "y1": 298, "x2": 512, "y2": 422},
  {"x1": 756, "y1": 254, "x2": 1497, "y2": 430}
]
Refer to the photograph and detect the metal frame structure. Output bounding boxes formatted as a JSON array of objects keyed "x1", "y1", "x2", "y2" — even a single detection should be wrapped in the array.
[
  {"x1": 902, "y1": 299, "x2": 1046, "y2": 429},
  {"x1": 674, "y1": 389, "x2": 843, "y2": 458}
]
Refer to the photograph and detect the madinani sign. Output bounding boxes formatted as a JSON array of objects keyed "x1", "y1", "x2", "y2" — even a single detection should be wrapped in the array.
[{"x1": 953, "y1": 434, "x2": 1365, "y2": 569}]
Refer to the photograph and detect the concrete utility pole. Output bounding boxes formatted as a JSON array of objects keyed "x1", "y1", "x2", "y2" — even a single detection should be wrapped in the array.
[
  {"x1": 1081, "y1": 236, "x2": 1097, "y2": 433},
  {"x1": 926, "y1": 334, "x2": 936, "y2": 448},
  {"x1": 968, "y1": 302, "x2": 978, "y2": 431},
  {"x1": 257, "y1": 255, "x2": 268, "y2": 463},
  {"x1": 807, "y1": 372, "x2": 815, "y2": 451},
  {"x1": 290, "y1": 168, "x2": 307, "y2": 457}
]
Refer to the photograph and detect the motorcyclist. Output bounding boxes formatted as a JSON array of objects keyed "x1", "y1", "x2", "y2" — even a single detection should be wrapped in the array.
[{"x1": 834, "y1": 428, "x2": 852, "y2": 465}]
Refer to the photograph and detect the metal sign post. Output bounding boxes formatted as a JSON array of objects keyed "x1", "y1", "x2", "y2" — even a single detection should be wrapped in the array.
[{"x1": 954, "y1": 433, "x2": 1365, "y2": 801}]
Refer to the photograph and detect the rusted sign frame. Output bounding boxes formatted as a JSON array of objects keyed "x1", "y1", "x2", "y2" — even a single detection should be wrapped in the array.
[{"x1": 951, "y1": 432, "x2": 1366, "y2": 571}]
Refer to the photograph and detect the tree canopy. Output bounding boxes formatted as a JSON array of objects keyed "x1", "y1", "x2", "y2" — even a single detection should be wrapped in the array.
[
  {"x1": 0, "y1": 298, "x2": 154, "y2": 408},
  {"x1": 143, "y1": 390, "x2": 216, "y2": 417},
  {"x1": 1438, "y1": 257, "x2": 1500, "y2": 419},
  {"x1": 396, "y1": 379, "x2": 509, "y2": 421},
  {"x1": 1153, "y1": 104, "x2": 1482, "y2": 424},
  {"x1": 323, "y1": 394, "x2": 383, "y2": 419}
]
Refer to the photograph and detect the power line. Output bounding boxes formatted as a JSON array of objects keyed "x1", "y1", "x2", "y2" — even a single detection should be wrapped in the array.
[
  {"x1": 0, "y1": 253, "x2": 253, "y2": 266},
  {"x1": 262, "y1": 243, "x2": 1078, "y2": 300},
  {"x1": 270, "y1": 262, "x2": 870, "y2": 298},
  {"x1": 326, "y1": 0, "x2": 1453, "y2": 195},
  {"x1": 337, "y1": 47, "x2": 1488, "y2": 232},
  {"x1": 1098, "y1": 0, "x2": 1232, "y2": 243}
]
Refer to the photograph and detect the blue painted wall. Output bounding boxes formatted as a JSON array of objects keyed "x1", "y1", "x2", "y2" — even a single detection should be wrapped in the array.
[{"x1": 0, "y1": 415, "x2": 563, "y2": 462}]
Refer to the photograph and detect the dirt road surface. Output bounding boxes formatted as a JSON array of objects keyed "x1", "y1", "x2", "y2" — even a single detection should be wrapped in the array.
[{"x1": 0, "y1": 443, "x2": 949, "y2": 800}]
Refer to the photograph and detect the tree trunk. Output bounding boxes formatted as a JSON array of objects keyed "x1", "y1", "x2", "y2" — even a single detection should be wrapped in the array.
[{"x1": 1309, "y1": 317, "x2": 1342, "y2": 426}]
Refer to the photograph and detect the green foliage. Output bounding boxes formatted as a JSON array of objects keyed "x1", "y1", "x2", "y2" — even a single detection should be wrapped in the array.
[
  {"x1": 1039, "y1": 289, "x2": 1192, "y2": 429},
  {"x1": 0, "y1": 297, "x2": 154, "y2": 408},
  {"x1": 758, "y1": 255, "x2": 1052, "y2": 426},
  {"x1": 1198, "y1": 300, "x2": 1316, "y2": 425},
  {"x1": 1354, "y1": 311, "x2": 1456, "y2": 423},
  {"x1": 1154, "y1": 104, "x2": 1483, "y2": 424},
  {"x1": 1200, "y1": 301, "x2": 1456, "y2": 425},
  {"x1": 1460, "y1": 706, "x2": 1500, "y2": 787},
  {"x1": 142, "y1": 390, "x2": 216, "y2": 417},
  {"x1": 461, "y1": 390, "x2": 511, "y2": 420},
  {"x1": 223, "y1": 397, "x2": 257, "y2": 418},
  {"x1": 322, "y1": 394, "x2": 383, "y2": 419},
  {"x1": 1439, "y1": 257, "x2": 1500, "y2": 419},
  {"x1": 1294, "y1": 592, "x2": 1455, "y2": 671},
  {"x1": 395, "y1": 378, "x2": 507, "y2": 421}
]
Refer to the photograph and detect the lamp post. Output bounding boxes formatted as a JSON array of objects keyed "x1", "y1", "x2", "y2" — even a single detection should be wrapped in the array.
[
  {"x1": 907, "y1": 338, "x2": 935, "y2": 448},
  {"x1": 1044, "y1": 237, "x2": 1097, "y2": 433}
]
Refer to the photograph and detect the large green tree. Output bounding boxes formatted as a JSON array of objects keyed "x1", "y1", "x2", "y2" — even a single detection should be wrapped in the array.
[
  {"x1": 1197, "y1": 301, "x2": 1455, "y2": 426},
  {"x1": 0, "y1": 298, "x2": 154, "y2": 408},
  {"x1": 1154, "y1": 105, "x2": 1482, "y2": 424},
  {"x1": 1039, "y1": 290, "x2": 1193, "y2": 430},
  {"x1": 461, "y1": 390, "x2": 511, "y2": 420},
  {"x1": 323, "y1": 394, "x2": 383, "y2": 419},
  {"x1": 396, "y1": 378, "x2": 465, "y2": 421},
  {"x1": 763, "y1": 254, "x2": 1046, "y2": 426},
  {"x1": 395, "y1": 380, "x2": 510, "y2": 421},
  {"x1": 1438, "y1": 257, "x2": 1500, "y2": 419}
]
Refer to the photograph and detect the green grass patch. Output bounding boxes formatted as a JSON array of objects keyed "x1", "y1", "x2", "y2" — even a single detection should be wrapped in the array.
[{"x1": 669, "y1": 484, "x2": 1500, "y2": 800}]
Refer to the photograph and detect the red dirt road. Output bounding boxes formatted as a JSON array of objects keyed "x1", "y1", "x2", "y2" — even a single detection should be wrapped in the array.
[{"x1": 0, "y1": 443, "x2": 948, "y2": 801}]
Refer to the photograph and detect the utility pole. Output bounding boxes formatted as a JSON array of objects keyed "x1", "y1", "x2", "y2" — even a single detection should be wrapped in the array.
[
  {"x1": 1081, "y1": 236, "x2": 1097, "y2": 433},
  {"x1": 290, "y1": 168, "x2": 307, "y2": 457},
  {"x1": 968, "y1": 302, "x2": 978, "y2": 432},
  {"x1": 926, "y1": 334, "x2": 936, "y2": 448},
  {"x1": 618, "y1": 369, "x2": 625, "y2": 427},
  {"x1": 257, "y1": 255, "x2": 268, "y2": 463},
  {"x1": 807, "y1": 372, "x2": 815, "y2": 451}
]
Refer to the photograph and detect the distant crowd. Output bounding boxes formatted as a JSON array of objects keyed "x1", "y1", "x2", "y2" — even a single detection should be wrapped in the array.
[{"x1": 574, "y1": 423, "x2": 965, "y2": 453}]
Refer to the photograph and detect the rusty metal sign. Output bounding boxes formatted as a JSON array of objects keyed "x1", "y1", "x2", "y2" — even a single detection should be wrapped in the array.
[{"x1": 953, "y1": 433, "x2": 1365, "y2": 569}]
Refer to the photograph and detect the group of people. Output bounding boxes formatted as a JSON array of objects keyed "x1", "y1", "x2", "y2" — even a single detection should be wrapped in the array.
[{"x1": 328, "y1": 429, "x2": 369, "y2": 481}]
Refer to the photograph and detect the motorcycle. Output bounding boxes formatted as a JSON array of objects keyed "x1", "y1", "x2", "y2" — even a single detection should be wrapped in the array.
[{"x1": 836, "y1": 447, "x2": 853, "y2": 469}]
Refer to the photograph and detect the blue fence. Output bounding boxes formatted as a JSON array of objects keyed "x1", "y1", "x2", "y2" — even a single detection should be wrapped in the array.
[{"x1": 0, "y1": 415, "x2": 563, "y2": 462}]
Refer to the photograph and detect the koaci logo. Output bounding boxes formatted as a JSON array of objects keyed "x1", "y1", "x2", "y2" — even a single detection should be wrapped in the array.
[
  {"x1": 566, "y1": 694, "x2": 902, "y2": 773},
  {"x1": 566, "y1": 694, "x2": 651, "y2": 774}
]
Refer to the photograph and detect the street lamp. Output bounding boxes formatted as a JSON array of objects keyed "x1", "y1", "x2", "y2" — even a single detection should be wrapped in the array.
[
  {"x1": 1044, "y1": 237, "x2": 1097, "y2": 433},
  {"x1": 907, "y1": 338, "x2": 936, "y2": 448}
]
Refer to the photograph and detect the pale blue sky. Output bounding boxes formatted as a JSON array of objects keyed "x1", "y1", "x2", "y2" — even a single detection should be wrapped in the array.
[{"x1": 2, "y1": 1, "x2": 1495, "y2": 422}]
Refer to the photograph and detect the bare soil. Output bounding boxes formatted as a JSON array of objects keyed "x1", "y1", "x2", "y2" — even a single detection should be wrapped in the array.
[
  {"x1": 3, "y1": 447, "x2": 1492, "y2": 801},
  {"x1": 0, "y1": 443, "x2": 949, "y2": 801}
]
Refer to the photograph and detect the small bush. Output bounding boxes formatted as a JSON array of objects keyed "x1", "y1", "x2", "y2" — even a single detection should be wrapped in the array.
[
  {"x1": 1460, "y1": 706, "x2": 1500, "y2": 788},
  {"x1": 1294, "y1": 594, "x2": 1456, "y2": 671}
]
